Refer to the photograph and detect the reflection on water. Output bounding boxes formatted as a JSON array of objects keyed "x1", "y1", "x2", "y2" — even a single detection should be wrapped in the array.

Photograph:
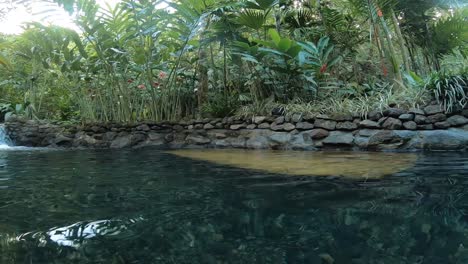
[
  {"x1": 168, "y1": 149, "x2": 418, "y2": 179},
  {"x1": 0, "y1": 148, "x2": 468, "y2": 263}
]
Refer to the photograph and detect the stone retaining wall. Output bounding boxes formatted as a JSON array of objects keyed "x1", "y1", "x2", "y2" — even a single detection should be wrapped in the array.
[{"x1": 4, "y1": 105, "x2": 468, "y2": 151}]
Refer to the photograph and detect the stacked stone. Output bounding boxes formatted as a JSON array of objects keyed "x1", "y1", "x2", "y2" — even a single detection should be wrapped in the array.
[{"x1": 4, "y1": 104, "x2": 468, "y2": 150}]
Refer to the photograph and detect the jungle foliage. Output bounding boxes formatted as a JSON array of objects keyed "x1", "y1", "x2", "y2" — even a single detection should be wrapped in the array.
[{"x1": 0, "y1": 0, "x2": 467, "y2": 122}]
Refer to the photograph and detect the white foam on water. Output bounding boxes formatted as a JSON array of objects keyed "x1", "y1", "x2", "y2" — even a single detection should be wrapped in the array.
[
  {"x1": 0, "y1": 144, "x2": 12, "y2": 149},
  {"x1": 0, "y1": 124, "x2": 12, "y2": 149}
]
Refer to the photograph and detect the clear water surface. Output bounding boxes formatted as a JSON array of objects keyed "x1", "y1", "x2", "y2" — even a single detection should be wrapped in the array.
[{"x1": 1, "y1": 147, "x2": 468, "y2": 264}]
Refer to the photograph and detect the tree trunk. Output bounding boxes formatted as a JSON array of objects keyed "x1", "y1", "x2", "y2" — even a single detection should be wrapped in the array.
[
  {"x1": 198, "y1": 50, "x2": 209, "y2": 112},
  {"x1": 391, "y1": 10, "x2": 411, "y2": 73}
]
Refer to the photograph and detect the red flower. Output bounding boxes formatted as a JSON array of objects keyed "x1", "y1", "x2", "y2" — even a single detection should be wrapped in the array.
[
  {"x1": 320, "y1": 63, "x2": 328, "y2": 73},
  {"x1": 377, "y1": 9, "x2": 383, "y2": 17},
  {"x1": 127, "y1": 79, "x2": 134, "y2": 83},
  {"x1": 152, "y1": 82, "x2": 160, "y2": 88},
  {"x1": 137, "y1": 84, "x2": 146, "y2": 89},
  {"x1": 382, "y1": 64, "x2": 388, "y2": 77},
  {"x1": 158, "y1": 71, "x2": 167, "y2": 79}
]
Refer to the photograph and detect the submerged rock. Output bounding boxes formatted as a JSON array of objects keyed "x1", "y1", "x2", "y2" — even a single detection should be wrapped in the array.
[
  {"x1": 419, "y1": 129, "x2": 468, "y2": 150},
  {"x1": 186, "y1": 135, "x2": 211, "y2": 145}
]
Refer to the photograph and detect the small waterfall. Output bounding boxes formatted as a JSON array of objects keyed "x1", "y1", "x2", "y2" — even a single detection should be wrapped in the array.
[{"x1": 0, "y1": 124, "x2": 12, "y2": 148}]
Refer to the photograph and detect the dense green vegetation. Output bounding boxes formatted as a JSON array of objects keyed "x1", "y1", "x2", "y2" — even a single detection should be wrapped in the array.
[{"x1": 0, "y1": 0, "x2": 467, "y2": 123}]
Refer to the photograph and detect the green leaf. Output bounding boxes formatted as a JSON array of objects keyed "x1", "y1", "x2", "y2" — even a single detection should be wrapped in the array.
[
  {"x1": 287, "y1": 45, "x2": 302, "y2": 58},
  {"x1": 277, "y1": 39, "x2": 292, "y2": 52},
  {"x1": 268, "y1": 29, "x2": 280, "y2": 45},
  {"x1": 237, "y1": 10, "x2": 265, "y2": 30}
]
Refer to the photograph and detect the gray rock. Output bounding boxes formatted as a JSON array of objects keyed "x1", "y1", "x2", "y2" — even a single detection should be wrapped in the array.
[
  {"x1": 4, "y1": 113, "x2": 18, "y2": 122},
  {"x1": 90, "y1": 126, "x2": 105, "y2": 133},
  {"x1": 194, "y1": 124, "x2": 204, "y2": 129},
  {"x1": 164, "y1": 134, "x2": 175, "y2": 143},
  {"x1": 246, "y1": 124, "x2": 257, "y2": 129},
  {"x1": 463, "y1": 124, "x2": 468, "y2": 131},
  {"x1": 136, "y1": 124, "x2": 150, "y2": 131},
  {"x1": 314, "y1": 119, "x2": 337, "y2": 130},
  {"x1": 420, "y1": 129, "x2": 468, "y2": 150},
  {"x1": 148, "y1": 132, "x2": 165, "y2": 142},
  {"x1": 353, "y1": 136, "x2": 368, "y2": 148},
  {"x1": 414, "y1": 115, "x2": 428, "y2": 124},
  {"x1": 283, "y1": 123, "x2": 296, "y2": 131},
  {"x1": 424, "y1": 105, "x2": 444, "y2": 115},
  {"x1": 303, "y1": 114, "x2": 316, "y2": 122},
  {"x1": 383, "y1": 108, "x2": 406, "y2": 117},
  {"x1": 447, "y1": 115, "x2": 468, "y2": 126},
  {"x1": 377, "y1": 117, "x2": 388, "y2": 126},
  {"x1": 271, "y1": 123, "x2": 285, "y2": 131},
  {"x1": 209, "y1": 118, "x2": 222, "y2": 124},
  {"x1": 103, "y1": 131, "x2": 117, "y2": 141},
  {"x1": 55, "y1": 134, "x2": 73, "y2": 145},
  {"x1": 367, "y1": 110, "x2": 382, "y2": 121},
  {"x1": 246, "y1": 135, "x2": 269, "y2": 149},
  {"x1": 252, "y1": 116, "x2": 266, "y2": 124},
  {"x1": 359, "y1": 120, "x2": 380, "y2": 129},
  {"x1": 291, "y1": 113, "x2": 303, "y2": 123},
  {"x1": 203, "y1": 123, "x2": 215, "y2": 130},
  {"x1": 403, "y1": 121, "x2": 417, "y2": 130},
  {"x1": 258, "y1": 123, "x2": 270, "y2": 129},
  {"x1": 316, "y1": 114, "x2": 331, "y2": 120},
  {"x1": 336, "y1": 121, "x2": 358, "y2": 131},
  {"x1": 274, "y1": 116, "x2": 285, "y2": 125},
  {"x1": 296, "y1": 122, "x2": 314, "y2": 130},
  {"x1": 427, "y1": 113, "x2": 447, "y2": 123},
  {"x1": 213, "y1": 132, "x2": 227, "y2": 139},
  {"x1": 131, "y1": 134, "x2": 146, "y2": 144},
  {"x1": 463, "y1": 109, "x2": 468, "y2": 118},
  {"x1": 358, "y1": 129, "x2": 379, "y2": 137},
  {"x1": 409, "y1": 108, "x2": 425, "y2": 115},
  {"x1": 323, "y1": 131, "x2": 354, "y2": 146},
  {"x1": 368, "y1": 130, "x2": 399, "y2": 146},
  {"x1": 382, "y1": 117, "x2": 402, "y2": 130},
  {"x1": 269, "y1": 132, "x2": 291, "y2": 144},
  {"x1": 215, "y1": 122, "x2": 223, "y2": 129},
  {"x1": 434, "y1": 121, "x2": 450, "y2": 129},
  {"x1": 186, "y1": 135, "x2": 211, "y2": 145},
  {"x1": 227, "y1": 137, "x2": 246, "y2": 148},
  {"x1": 230, "y1": 123, "x2": 246, "y2": 130},
  {"x1": 110, "y1": 135, "x2": 132, "y2": 148},
  {"x1": 188, "y1": 125, "x2": 194, "y2": 130},
  {"x1": 173, "y1": 125, "x2": 184, "y2": 131},
  {"x1": 309, "y1": 129, "x2": 329, "y2": 139},
  {"x1": 398, "y1": 114, "x2": 414, "y2": 121}
]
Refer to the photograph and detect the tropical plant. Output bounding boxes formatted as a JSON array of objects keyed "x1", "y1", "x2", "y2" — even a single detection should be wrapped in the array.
[
  {"x1": 0, "y1": 0, "x2": 467, "y2": 123},
  {"x1": 426, "y1": 72, "x2": 468, "y2": 113}
]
